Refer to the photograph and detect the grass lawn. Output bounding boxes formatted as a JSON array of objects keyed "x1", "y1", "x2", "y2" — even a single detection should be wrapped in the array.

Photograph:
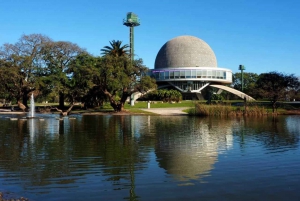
[
  {"x1": 9, "y1": 100, "x2": 299, "y2": 115},
  {"x1": 124, "y1": 100, "x2": 197, "y2": 109}
]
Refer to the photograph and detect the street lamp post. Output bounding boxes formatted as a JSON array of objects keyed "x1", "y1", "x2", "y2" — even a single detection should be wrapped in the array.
[
  {"x1": 239, "y1": 65, "x2": 246, "y2": 112},
  {"x1": 239, "y1": 65, "x2": 245, "y2": 92}
]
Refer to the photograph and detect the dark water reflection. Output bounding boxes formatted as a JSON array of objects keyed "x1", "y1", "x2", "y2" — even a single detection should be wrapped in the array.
[{"x1": 0, "y1": 114, "x2": 299, "y2": 200}]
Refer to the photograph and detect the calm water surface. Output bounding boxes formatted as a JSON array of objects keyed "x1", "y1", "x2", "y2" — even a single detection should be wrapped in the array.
[{"x1": 0, "y1": 114, "x2": 299, "y2": 200}]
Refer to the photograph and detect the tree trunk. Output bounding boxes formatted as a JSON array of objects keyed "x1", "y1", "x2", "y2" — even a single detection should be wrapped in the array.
[
  {"x1": 22, "y1": 92, "x2": 29, "y2": 108},
  {"x1": 104, "y1": 91, "x2": 119, "y2": 112},
  {"x1": 54, "y1": 103, "x2": 74, "y2": 116},
  {"x1": 118, "y1": 90, "x2": 129, "y2": 112},
  {"x1": 59, "y1": 91, "x2": 64, "y2": 109},
  {"x1": 104, "y1": 90, "x2": 128, "y2": 112},
  {"x1": 18, "y1": 101, "x2": 27, "y2": 112},
  {"x1": 118, "y1": 102, "x2": 125, "y2": 112},
  {"x1": 110, "y1": 102, "x2": 117, "y2": 111},
  {"x1": 110, "y1": 102, "x2": 123, "y2": 112}
]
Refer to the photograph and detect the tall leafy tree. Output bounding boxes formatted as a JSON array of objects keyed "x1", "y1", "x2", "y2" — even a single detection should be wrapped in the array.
[
  {"x1": 67, "y1": 53, "x2": 101, "y2": 105},
  {"x1": 232, "y1": 72, "x2": 259, "y2": 97},
  {"x1": 0, "y1": 34, "x2": 52, "y2": 107},
  {"x1": 255, "y1": 71, "x2": 300, "y2": 112},
  {"x1": 100, "y1": 40, "x2": 129, "y2": 57},
  {"x1": 40, "y1": 41, "x2": 85, "y2": 108},
  {"x1": 97, "y1": 50, "x2": 156, "y2": 111},
  {"x1": 98, "y1": 40, "x2": 156, "y2": 112},
  {"x1": 0, "y1": 59, "x2": 21, "y2": 102}
]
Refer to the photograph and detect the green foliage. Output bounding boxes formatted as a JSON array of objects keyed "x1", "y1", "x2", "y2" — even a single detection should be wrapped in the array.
[
  {"x1": 0, "y1": 34, "x2": 53, "y2": 105},
  {"x1": 67, "y1": 53, "x2": 101, "y2": 104},
  {"x1": 100, "y1": 40, "x2": 129, "y2": 57},
  {"x1": 135, "y1": 74, "x2": 157, "y2": 93},
  {"x1": 211, "y1": 93, "x2": 224, "y2": 101},
  {"x1": 0, "y1": 61, "x2": 21, "y2": 101},
  {"x1": 232, "y1": 72, "x2": 259, "y2": 97},
  {"x1": 0, "y1": 34, "x2": 85, "y2": 108},
  {"x1": 140, "y1": 89, "x2": 182, "y2": 102},
  {"x1": 100, "y1": 55, "x2": 133, "y2": 93},
  {"x1": 0, "y1": 35, "x2": 156, "y2": 111},
  {"x1": 98, "y1": 41, "x2": 156, "y2": 111},
  {"x1": 255, "y1": 71, "x2": 300, "y2": 112},
  {"x1": 40, "y1": 40, "x2": 85, "y2": 108}
]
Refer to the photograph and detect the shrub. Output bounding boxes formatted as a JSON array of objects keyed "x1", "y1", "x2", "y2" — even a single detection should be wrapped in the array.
[{"x1": 192, "y1": 103, "x2": 268, "y2": 116}]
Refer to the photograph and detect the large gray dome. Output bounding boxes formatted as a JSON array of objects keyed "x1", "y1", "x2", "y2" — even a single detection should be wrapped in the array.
[{"x1": 154, "y1": 35, "x2": 217, "y2": 69}]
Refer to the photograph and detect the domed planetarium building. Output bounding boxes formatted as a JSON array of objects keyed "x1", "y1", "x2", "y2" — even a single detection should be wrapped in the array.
[{"x1": 150, "y1": 35, "x2": 254, "y2": 100}]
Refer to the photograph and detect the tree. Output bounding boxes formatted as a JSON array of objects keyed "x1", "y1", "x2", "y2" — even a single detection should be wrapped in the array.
[
  {"x1": 135, "y1": 76, "x2": 157, "y2": 94},
  {"x1": 232, "y1": 72, "x2": 259, "y2": 97},
  {"x1": 0, "y1": 59, "x2": 21, "y2": 102},
  {"x1": 0, "y1": 34, "x2": 87, "y2": 109},
  {"x1": 255, "y1": 71, "x2": 300, "y2": 112},
  {"x1": 0, "y1": 34, "x2": 52, "y2": 107},
  {"x1": 98, "y1": 40, "x2": 156, "y2": 112},
  {"x1": 97, "y1": 52, "x2": 156, "y2": 112},
  {"x1": 67, "y1": 53, "x2": 102, "y2": 106},
  {"x1": 40, "y1": 41, "x2": 85, "y2": 108},
  {"x1": 100, "y1": 40, "x2": 129, "y2": 57}
]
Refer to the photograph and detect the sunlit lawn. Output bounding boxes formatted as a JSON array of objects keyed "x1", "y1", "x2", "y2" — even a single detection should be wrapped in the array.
[
  {"x1": 18, "y1": 100, "x2": 300, "y2": 115},
  {"x1": 124, "y1": 100, "x2": 197, "y2": 109}
]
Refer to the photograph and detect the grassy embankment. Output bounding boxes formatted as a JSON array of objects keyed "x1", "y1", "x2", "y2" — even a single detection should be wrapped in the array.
[
  {"x1": 17, "y1": 101, "x2": 196, "y2": 114},
  {"x1": 123, "y1": 100, "x2": 300, "y2": 116},
  {"x1": 6, "y1": 100, "x2": 300, "y2": 115},
  {"x1": 187, "y1": 101, "x2": 300, "y2": 116},
  {"x1": 187, "y1": 103, "x2": 266, "y2": 116}
]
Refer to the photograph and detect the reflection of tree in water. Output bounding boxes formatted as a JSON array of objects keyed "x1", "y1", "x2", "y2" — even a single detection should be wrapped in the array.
[
  {"x1": 76, "y1": 115, "x2": 153, "y2": 175},
  {"x1": 0, "y1": 116, "x2": 154, "y2": 199},
  {"x1": 1, "y1": 114, "x2": 297, "y2": 198},
  {"x1": 236, "y1": 116, "x2": 299, "y2": 150},
  {"x1": 154, "y1": 116, "x2": 234, "y2": 183},
  {"x1": 0, "y1": 118, "x2": 73, "y2": 186},
  {"x1": 73, "y1": 115, "x2": 154, "y2": 200}
]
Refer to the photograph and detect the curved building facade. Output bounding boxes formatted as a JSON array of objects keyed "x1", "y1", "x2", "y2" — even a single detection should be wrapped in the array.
[{"x1": 150, "y1": 35, "x2": 253, "y2": 100}]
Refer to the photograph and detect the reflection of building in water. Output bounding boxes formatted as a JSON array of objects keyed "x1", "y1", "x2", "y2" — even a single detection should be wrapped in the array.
[
  {"x1": 286, "y1": 116, "x2": 300, "y2": 134},
  {"x1": 154, "y1": 117, "x2": 233, "y2": 182}
]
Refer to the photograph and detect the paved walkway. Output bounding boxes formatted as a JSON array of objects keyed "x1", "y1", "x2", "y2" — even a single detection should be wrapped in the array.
[{"x1": 140, "y1": 107, "x2": 190, "y2": 115}]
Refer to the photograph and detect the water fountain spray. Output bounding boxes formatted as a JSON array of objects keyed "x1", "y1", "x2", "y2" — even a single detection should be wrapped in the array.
[{"x1": 28, "y1": 93, "x2": 35, "y2": 118}]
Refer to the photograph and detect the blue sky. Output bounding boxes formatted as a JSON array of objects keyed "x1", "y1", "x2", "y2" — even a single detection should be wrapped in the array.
[{"x1": 1, "y1": 0, "x2": 299, "y2": 75}]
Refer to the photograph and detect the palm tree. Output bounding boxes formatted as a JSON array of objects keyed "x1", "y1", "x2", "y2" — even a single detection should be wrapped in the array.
[{"x1": 101, "y1": 40, "x2": 129, "y2": 57}]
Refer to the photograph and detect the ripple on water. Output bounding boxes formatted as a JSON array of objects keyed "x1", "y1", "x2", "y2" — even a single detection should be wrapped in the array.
[{"x1": 0, "y1": 115, "x2": 300, "y2": 200}]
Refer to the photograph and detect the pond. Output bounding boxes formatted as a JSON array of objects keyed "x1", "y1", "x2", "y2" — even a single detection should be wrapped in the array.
[{"x1": 0, "y1": 114, "x2": 299, "y2": 200}]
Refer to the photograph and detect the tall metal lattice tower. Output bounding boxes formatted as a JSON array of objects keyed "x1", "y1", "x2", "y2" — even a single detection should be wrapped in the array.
[{"x1": 123, "y1": 12, "x2": 140, "y2": 61}]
